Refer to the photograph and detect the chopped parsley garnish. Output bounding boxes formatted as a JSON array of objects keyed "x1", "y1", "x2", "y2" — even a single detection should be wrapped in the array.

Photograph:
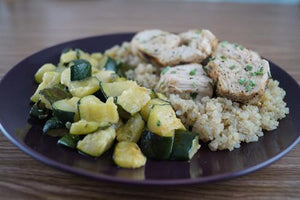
[
  {"x1": 249, "y1": 80, "x2": 256, "y2": 87},
  {"x1": 239, "y1": 46, "x2": 244, "y2": 50},
  {"x1": 161, "y1": 66, "x2": 170, "y2": 75},
  {"x1": 238, "y1": 78, "x2": 246, "y2": 85},
  {"x1": 230, "y1": 65, "x2": 236, "y2": 70},
  {"x1": 255, "y1": 67, "x2": 264, "y2": 76},
  {"x1": 190, "y1": 92, "x2": 198, "y2": 99},
  {"x1": 245, "y1": 85, "x2": 252, "y2": 92},
  {"x1": 233, "y1": 43, "x2": 239, "y2": 49},
  {"x1": 209, "y1": 57, "x2": 215, "y2": 61},
  {"x1": 189, "y1": 69, "x2": 197, "y2": 76},
  {"x1": 171, "y1": 71, "x2": 176, "y2": 74},
  {"x1": 249, "y1": 72, "x2": 255, "y2": 76},
  {"x1": 220, "y1": 55, "x2": 227, "y2": 60},
  {"x1": 156, "y1": 120, "x2": 161, "y2": 127},
  {"x1": 192, "y1": 82, "x2": 199, "y2": 88},
  {"x1": 245, "y1": 65, "x2": 253, "y2": 71}
]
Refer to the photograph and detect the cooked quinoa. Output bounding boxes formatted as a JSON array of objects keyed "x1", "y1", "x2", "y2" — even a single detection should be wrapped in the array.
[{"x1": 104, "y1": 41, "x2": 289, "y2": 151}]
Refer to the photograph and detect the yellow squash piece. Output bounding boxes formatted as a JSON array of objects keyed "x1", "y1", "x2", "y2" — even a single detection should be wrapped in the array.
[{"x1": 34, "y1": 63, "x2": 56, "y2": 83}]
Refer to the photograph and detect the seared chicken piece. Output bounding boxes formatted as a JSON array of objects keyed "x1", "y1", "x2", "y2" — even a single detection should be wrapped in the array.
[
  {"x1": 206, "y1": 41, "x2": 270, "y2": 104},
  {"x1": 131, "y1": 29, "x2": 218, "y2": 66},
  {"x1": 155, "y1": 63, "x2": 213, "y2": 100}
]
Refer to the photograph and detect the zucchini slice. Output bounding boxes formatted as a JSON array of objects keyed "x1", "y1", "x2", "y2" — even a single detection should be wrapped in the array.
[
  {"x1": 52, "y1": 97, "x2": 80, "y2": 123},
  {"x1": 34, "y1": 63, "x2": 56, "y2": 83},
  {"x1": 69, "y1": 77, "x2": 100, "y2": 97},
  {"x1": 99, "y1": 55, "x2": 117, "y2": 71},
  {"x1": 117, "y1": 86, "x2": 151, "y2": 114},
  {"x1": 57, "y1": 134, "x2": 81, "y2": 149},
  {"x1": 69, "y1": 120, "x2": 101, "y2": 135},
  {"x1": 113, "y1": 141, "x2": 146, "y2": 169},
  {"x1": 78, "y1": 95, "x2": 119, "y2": 124},
  {"x1": 99, "y1": 81, "x2": 137, "y2": 100},
  {"x1": 140, "y1": 98, "x2": 170, "y2": 121},
  {"x1": 60, "y1": 68, "x2": 71, "y2": 87},
  {"x1": 170, "y1": 130, "x2": 200, "y2": 161},
  {"x1": 94, "y1": 70, "x2": 118, "y2": 83},
  {"x1": 140, "y1": 129, "x2": 174, "y2": 160},
  {"x1": 70, "y1": 59, "x2": 92, "y2": 81},
  {"x1": 29, "y1": 100, "x2": 49, "y2": 119},
  {"x1": 43, "y1": 117, "x2": 66, "y2": 137},
  {"x1": 77, "y1": 126, "x2": 116, "y2": 157},
  {"x1": 39, "y1": 85, "x2": 72, "y2": 109},
  {"x1": 116, "y1": 113, "x2": 145, "y2": 143},
  {"x1": 60, "y1": 50, "x2": 77, "y2": 64},
  {"x1": 147, "y1": 104, "x2": 185, "y2": 137},
  {"x1": 30, "y1": 71, "x2": 61, "y2": 103}
]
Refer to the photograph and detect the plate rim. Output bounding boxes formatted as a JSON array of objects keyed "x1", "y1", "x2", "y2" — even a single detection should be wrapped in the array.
[{"x1": 0, "y1": 33, "x2": 299, "y2": 186}]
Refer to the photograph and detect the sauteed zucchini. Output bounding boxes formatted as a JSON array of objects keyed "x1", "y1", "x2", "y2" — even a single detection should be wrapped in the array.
[{"x1": 29, "y1": 48, "x2": 200, "y2": 169}]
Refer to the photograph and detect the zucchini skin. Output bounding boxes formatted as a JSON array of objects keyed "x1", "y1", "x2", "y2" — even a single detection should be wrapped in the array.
[
  {"x1": 43, "y1": 117, "x2": 65, "y2": 134},
  {"x1": 70, "y1": 59, "x2": 92, "y2": 81},
  {"x1": 29, "y1": 101, "x2": 49, "y2": 120},
  {"x1": 52, "y1": 108, "x2": 75, "y2": 123},
  {"x1": 140, "y1": 129, "x2": 174, "y2": 160},
  {"x1": 170, "y1": 130, "x2": 199, "y2": 161},
  {"x1": 57, "y1": 134, "x2": 81, "y2": 149}
]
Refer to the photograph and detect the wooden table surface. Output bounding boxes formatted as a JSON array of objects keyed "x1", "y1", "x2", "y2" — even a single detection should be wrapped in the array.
[{"x1": 0, "y1": 0, "x2": 299, "y2": 199}]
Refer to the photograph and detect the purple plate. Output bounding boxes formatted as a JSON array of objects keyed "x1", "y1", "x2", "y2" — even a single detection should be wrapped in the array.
[{"x1": 0, "y1": 33, "x2": 299, "y2": 185}]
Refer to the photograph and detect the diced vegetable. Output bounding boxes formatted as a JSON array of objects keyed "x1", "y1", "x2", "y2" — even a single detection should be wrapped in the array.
[
  {"x1": 140, "y1": 98, "x2": 170, "y2": 121},
  {"x1": 147, "y1": 104, "x2": 185, "y2": 137},
  {"x1": 140, "y1": 129, "x2": 174, "y2": 160},
  {"x1": 78, "y1": 95, "x2": 119, "y2": 124},
  {"x1": 34, "y1": 63, "x2": 56, "y2": 83},
  {"x1": 117, "y1": 86, "x2": 151, "y2": 114},
  {"x1": 116, "y1": 113, "x2": 145, "y2": 143},
  {"x1": 60, "y1": 50, "x2": 77, "y2": 64},
  {"x1": 29, "y1": 100, "x2": 49, "y2": 119},
  {"x1": 113, "y1": 141, "x2": 146, "y2": 168},
  {"x1": 60, "y1": 68, "x2": 71, "y2": 87},
  {"x1": 70, "y1": 59, "x2": 92, "y2": 81},
  {"x1": 52, "y1": 97, "x2": 79, "y2": 123},
  {"x1": 170, "y1": 130, "x2": 200, "y2": 161},
  {"x1": 69, "y1": 77, "x2": 100, "y2": 97},
  {"x1": 30, "y1": 71, "x2": 61, "y2": 103},
  {"x1": 70, "y1": 120, "x2": 101, "y2": 135},
  {"x1": 77, "y1": 127, "x2": 116, "y2": 157},
  {"x1": 99, "y1": 55, "x2": 117, "y2": 71},
  {"x1": 57, "y1": 134, "x2": 81, "y2": 149},
  {"x1": 43, "y1": 117, "x2": 65, "y2": 136},
  {"x1": 99, "y1": 81, "x2": 137, "y2": 100},
  {"x1": 39, "y1": 85, "x2": 72, "y2": 109},
  {"x1": 94, "y1": 70, "x2": 118, "y2": 83}
]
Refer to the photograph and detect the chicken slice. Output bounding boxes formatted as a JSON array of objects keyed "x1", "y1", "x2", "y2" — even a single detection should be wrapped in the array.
[
  {"x1": 155, "y1": 63, "x2": 213, "y2": 100},
  {"x1": 131, "y1": 29, "x2": 218, "y2": 66},
  {"x1": 206, "y1": 41, "x2": 271, "y2": 104}
]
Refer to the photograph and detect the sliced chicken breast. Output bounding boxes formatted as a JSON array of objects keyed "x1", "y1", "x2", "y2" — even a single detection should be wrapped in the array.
[
  {"x1": 131, "y1": 29, "x2": 218, "y2": 66},
  {"x1": 206, "y1": 41, "x2": 271, "y2": 104},
  {"x1": 155, "y1": 63, "x2": 213, "y2": 100}
]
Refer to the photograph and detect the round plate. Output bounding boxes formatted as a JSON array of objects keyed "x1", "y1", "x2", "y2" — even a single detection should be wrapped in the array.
[{"x1": 0, "y1": 33, "x2": 299, "y2": 185}]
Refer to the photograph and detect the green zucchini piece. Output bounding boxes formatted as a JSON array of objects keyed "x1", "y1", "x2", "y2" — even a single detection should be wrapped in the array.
[
  {"x1": 34, "y1": 63, "x2": 56, "y2": 83},
  {"x1": 78, "y1": 95, "x2": 119, "y2": 124},
  {"x1": 93, "y1": 70, "x2": 118, "y2": 83},
  {"x1": 77, "y1": 126, "x2": 116, "y2": 157},
  {"x1": 116, "y1": 62, "x2": 132, "y2": 77},
  {"x1": 31, "y1": 71, "x2": 61, "y2": 103},
  {"x1": 99, "y1": 55, "x2": 117, "y2": 71},
  {"x1": 113, "y1": 141, "x2": 146, "y2": 168},
  {"x1": 117, "y1": 104, "x2": 131, "y2": 120},
  {"x1": 116, "y1": 113, "x2": 145, "y2": 143},
  {"x1": 39, "y1": 85, "x2": 72, "y2": 109},
  {"x1": 70, "y1": 120, "x2": 101, "y2": 135},
  {"x1": 70, "y1": 59, "x2": 92, "y2": 81},
  {"x1": 57, "y1": 134, "x2": 81, "y2": 149},
  {"x1": 170, "y1": 130, "x2": 200, "y2": 161},
  {"x1": 147, "y1": 104, "x2": 185, "y2": 137},
  {"x1": 43, "y1": 117, "x2": 65, "y2": 137},
  {"x1": 140, "y1": 98, "x2": 170, "y2": 121},
  {"x1": 117, "y1": 86, "x2": 151, "y2": 114},
  {"x1": 140, "y1": 129, "x2": 174, "y2": 160},
  {"x1": 52, "y1": 97, "x2": 79, "y2": 123},
  {"x1": 29, "y1": 100, "x2": 49, "y2": 119},
  {"x1": 68, "y1": 77, "x2": 100, "y2": 97},
  {"x1": 99, "y1": 81, "x2": 137, "y2": 100}
]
